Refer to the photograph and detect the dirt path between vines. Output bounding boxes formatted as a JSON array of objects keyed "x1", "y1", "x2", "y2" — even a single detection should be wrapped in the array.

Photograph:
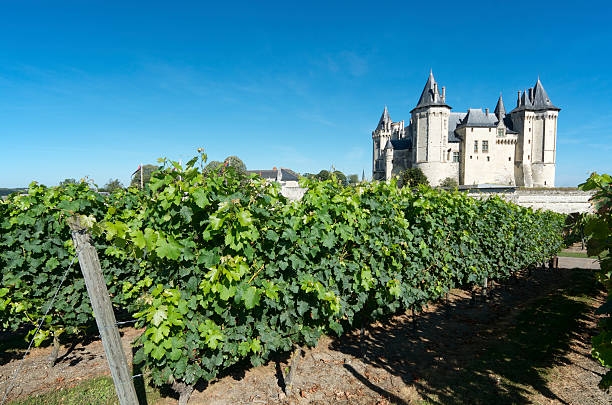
[{"x1": 1, "y1": 253, "x2": 611, "y2": 404}]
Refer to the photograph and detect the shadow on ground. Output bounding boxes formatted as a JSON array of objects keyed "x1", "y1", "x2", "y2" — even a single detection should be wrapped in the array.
[{"x1": 331, "y1": 267, "x2": 602, "y2": 404}]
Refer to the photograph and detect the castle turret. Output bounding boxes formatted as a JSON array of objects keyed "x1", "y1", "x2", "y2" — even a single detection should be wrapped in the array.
[
  {"x1": 510, "y1": 78, "x2": 560, "y2": 187},
  {"x1": 372, "y1": 106, "x2": 405, "y2": 180},
  {"x1": 384, "y1": 140, "x2": 394, "y2": 181},
  {"x1": 372, "y1": 106, "x2": 391, "y2": 180},
  {"x1": 410, "y1": 71, "x2": 453, "y2": 186}
]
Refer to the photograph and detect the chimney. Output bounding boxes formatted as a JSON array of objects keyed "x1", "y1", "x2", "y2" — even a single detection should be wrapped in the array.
[
  {"x1": 485, "y1": 108, "x2": 489, "y2": 116},
  {"x1": 528, "y1": 87, "x2": 533, "y2": 103},
  {"x1": 433, "y1": 82, "x2": 438, "y2": 101},
  {"x1": 517, "y1": 91, "x2": 521, "y2": 107},
  {"x1": 442, "y1": 86, "x2": 446, "y2": 102}
]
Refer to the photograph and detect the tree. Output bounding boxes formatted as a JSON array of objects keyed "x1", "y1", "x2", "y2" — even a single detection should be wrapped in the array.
[
  {"x1": 59, "y1": 178, "x2": 78, "y2": 186},
  {"x1": 439, "y1": 177, "x2": 459, "y2": 190},
  {"x1": 203, "y1": 161, "x2": 224, "y2": 176},
  {"x1": 348, "y1": 174, "x2": 359, "y2": 185},
  {"x1": 309, "y1": 169, "x2": 349, "y2": 186},
  {"x1": 224, "y1": 156, "x2": 247, "y2": 173},
  {"x1": 101, "y1": 179, "x2": 124, "y2": 193},
  {"x1": 332, "y1": 170, "x2": 348, "y2": 186},
  {"x1": 564, "y1": 212, "x2": 591, "y2": 249},
  {"x1": 316, "y1": 170, "x2": 331, "y2": 181},
  {"x1": 203, "y1": 156, "x2": 247, "y2": 178},
  {"x1": 130, "y1": 164, "x2": 159, "y2": 188},
  {"x1": 399, "y1": 168, "x2": 429, "y2": 188}
]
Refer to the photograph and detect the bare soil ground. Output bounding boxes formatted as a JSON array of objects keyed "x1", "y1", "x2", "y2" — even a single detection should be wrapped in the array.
[{"x1": 1, "y1": 252, "x2": 610, "y2": 405}]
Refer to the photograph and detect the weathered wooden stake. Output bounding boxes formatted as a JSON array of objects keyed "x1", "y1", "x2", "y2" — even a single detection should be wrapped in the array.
[
  {"x1": 69, "y1": 216, "x2": 138, "y2": 405},
  {"x1": 284, "y1": 344, "x2": 301, "y2": 398},
  {"x1": 482, "y1": 277, "x2": 488, "y2": 302}
]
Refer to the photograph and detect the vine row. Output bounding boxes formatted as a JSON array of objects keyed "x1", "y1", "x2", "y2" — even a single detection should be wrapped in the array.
[{"x1": 0, "y1": 152, "x2": 565, "y2": 398}]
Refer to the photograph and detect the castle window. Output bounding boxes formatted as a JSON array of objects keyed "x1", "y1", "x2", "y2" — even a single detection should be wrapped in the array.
[
  {"x1": 474, "y1": 140, "x2": 478, "y2": 153},
  {"x1": 487, "y1": 156, "x2": 490, "y2": 161},
  {"x1": 482, "y1": 141, "x2": 489, "y2": 153},
  {"x1": 453, "y1": 152, "x2": 460, "y2": 162},
  {"x1": 497, "y1": 128, "x2": 504, "y2": 137}
]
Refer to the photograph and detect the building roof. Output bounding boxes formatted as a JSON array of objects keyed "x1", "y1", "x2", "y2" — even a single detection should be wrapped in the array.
[
  {"x1": 511, "y1": 78, "x2": 560, "y2": 112},
  {"x1": 248, "y1": 168, "x2": 300, "y2": 182},
  {"x1": 448, "y1": 112, "x2": 465, "y2": 142},
  {"x1": 411, "y1": 71, "x2": 451, "y2": 112},
  {"x1": 376, "y1": 106, "x2": 391, "y2": 130},
  {"x1": 458, "y1": 108, "x2": 498, "y2": 128},
  {"x1": 494, "y1": 94, "x2": 506, "y2": 120}
]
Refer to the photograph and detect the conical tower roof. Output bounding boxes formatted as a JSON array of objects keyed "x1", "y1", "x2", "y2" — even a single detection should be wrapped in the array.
[
  {"x1": 494, "y1": 94, "x2": 506, "y2": 121},
  {"x1": 512, "y1": 78, "x2": 560, "y2": 112},
  {"x1": 412, "y1": 71, "x2": 450, "y2": 112},
  {"x1": 376, "y1": 106, "x2": 391, "y2": 130},
  {"x1": 531, "y1": 78, "x2": 560, "y2": 110}
]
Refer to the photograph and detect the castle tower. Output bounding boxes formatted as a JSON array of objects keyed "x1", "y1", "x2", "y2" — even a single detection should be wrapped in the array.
[
  {"x1": 384, "y1": 140, "x2": 394, "y2": 181},
  {"x1": 410, "y1": 71, "x2": 453, "y2": 186},
  {"x1": 371, "y1": 106, "x2": 404, "y2": 180},
  {"x1": 510, "y1": 78, "x2": 560, "y2": 187}
]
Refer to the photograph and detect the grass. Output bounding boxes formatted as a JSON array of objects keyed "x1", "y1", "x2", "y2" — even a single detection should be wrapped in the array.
[
  {"x1": 7, "y1": 375, "x2": 163, "y2": 405},
  {"x1": 557, "y1": 250, "x2": 593, "y2": 258}
]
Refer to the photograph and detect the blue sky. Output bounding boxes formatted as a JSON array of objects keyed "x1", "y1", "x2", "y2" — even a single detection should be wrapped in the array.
[{"x1": 1, "y1": 0, "x2": 611, "y2": 188}]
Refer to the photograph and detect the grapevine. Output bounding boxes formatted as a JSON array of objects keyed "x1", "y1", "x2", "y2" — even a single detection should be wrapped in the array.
[{"x1": 0, "y1": 151, "x2": 565, "y2": 401}]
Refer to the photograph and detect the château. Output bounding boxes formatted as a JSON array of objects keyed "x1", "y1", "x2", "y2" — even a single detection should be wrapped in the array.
[{"x1": 372, "y1": 72, "x2": 559, "y2": 187}]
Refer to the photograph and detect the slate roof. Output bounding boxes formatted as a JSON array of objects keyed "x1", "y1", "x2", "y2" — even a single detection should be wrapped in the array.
[
  {"x1": 448, "y1": 112, "x2": 465, "y2": 142},
  {"x1": 411, "y1": 71, "x2": 451, "y2": 112},
  {"x1": 248, "y1": 168, "x2": 300, "y2": 182},
  {"x1": 511, "y1": 78, "x2": 560, "y2": 112},
  {"x1": 376, "y1": 106, "x2": 391, "y2": 130},
  {"x1": 494, "y1": 95, "x2": 506, "y2": 120},
  {"x1": 458, "y1": 108, "x2": 498, "y2": 128}
]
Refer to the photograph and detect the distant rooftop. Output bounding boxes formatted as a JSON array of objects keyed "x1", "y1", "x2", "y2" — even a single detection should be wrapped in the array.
[{"x1": 248, "y1": 168, "x2": 300, "y2": 182}]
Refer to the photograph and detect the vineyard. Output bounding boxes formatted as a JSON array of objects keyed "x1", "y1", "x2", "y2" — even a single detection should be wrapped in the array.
[{"x1": 0, "y1": 152, "x2": 571, "y2": 403}]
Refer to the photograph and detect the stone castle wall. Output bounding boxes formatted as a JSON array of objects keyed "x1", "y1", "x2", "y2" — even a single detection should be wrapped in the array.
[{"x1": 467, "y1": 189, "x2": 594, "y2": 214}]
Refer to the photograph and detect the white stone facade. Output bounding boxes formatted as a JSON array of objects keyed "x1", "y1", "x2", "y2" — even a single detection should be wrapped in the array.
[{"x1": 372, "y1": 72, "x2": 559, "y2": 187}]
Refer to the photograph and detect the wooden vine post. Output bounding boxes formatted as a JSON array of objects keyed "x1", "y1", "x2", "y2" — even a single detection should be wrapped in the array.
[{"x1": 68, "y1": 216, "x2": 138, "y2": 405}]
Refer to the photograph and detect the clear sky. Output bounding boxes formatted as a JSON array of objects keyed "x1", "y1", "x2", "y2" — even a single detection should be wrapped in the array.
[{"x1": 1, "y1": 0, "x2": 611, "y2": 188}]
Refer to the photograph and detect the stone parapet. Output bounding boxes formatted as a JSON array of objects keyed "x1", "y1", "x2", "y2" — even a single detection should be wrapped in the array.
[{"x1": 467, "y1": 188, "x2": 594, "y2": 214}]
